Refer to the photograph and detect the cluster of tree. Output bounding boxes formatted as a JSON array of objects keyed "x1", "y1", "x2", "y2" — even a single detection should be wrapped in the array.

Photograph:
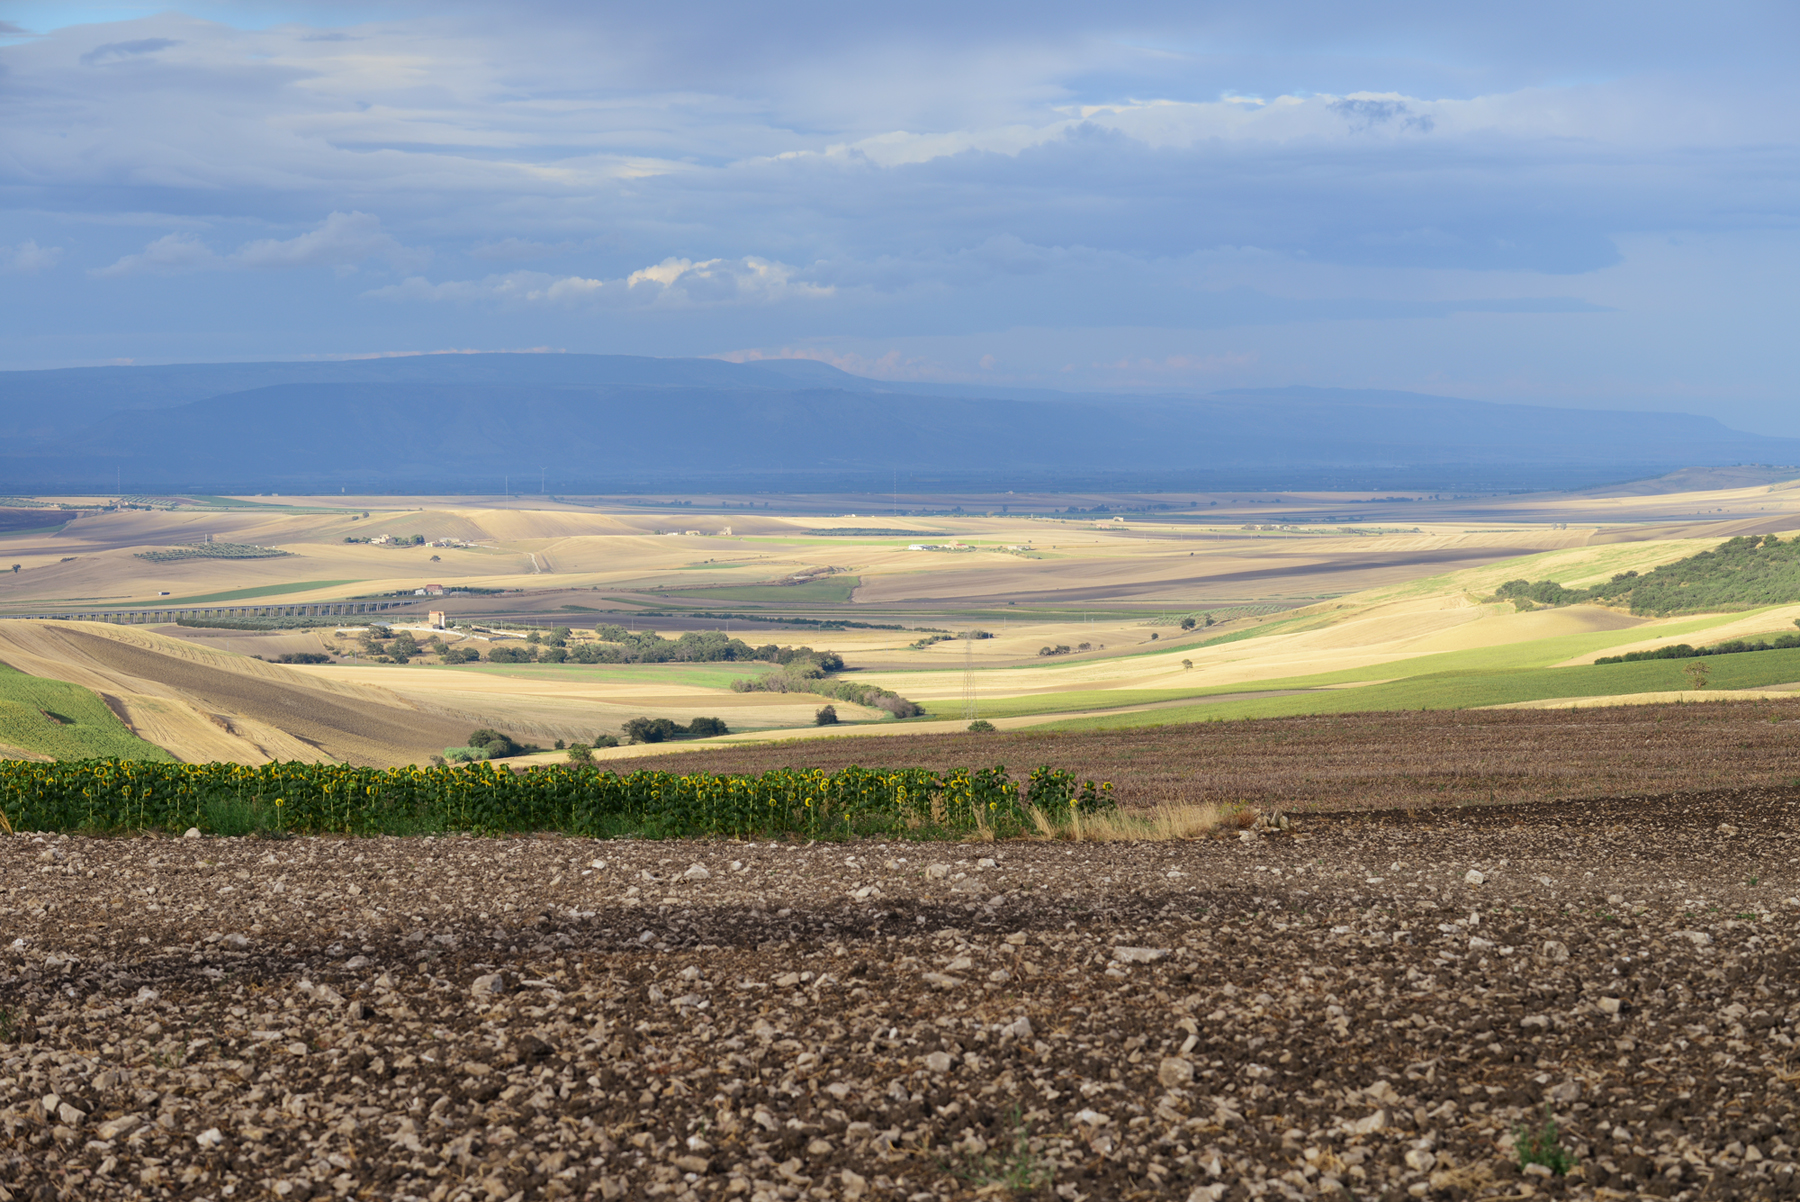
[
  {"x1": 343, "y1": 534, "x2": 428, "y2": 545},
  {"x1": 271, "y1": 652, "x2": 329, "y2": 665},
  {"x1": 1493, "y1": 578, "x2": 1587, "y2": 608},
  {"x1": 443, "y1": 727, "x2": 542, "y2": 762},
  {"x1": 731, "y1": 671, "x2": 923, "y2": 718},
  {"x1": 1494, "y1": 535, "x2": 1800, "y2": 617},
  {"x1": 1176, "y1": 615, "x2": 1215, "y2": 630},
  {"x1": 621, "y1": 716, "x2": 730, "y2": 744},
  {"x1": 358, "y1": 625, "x2": 447, "y2": 664},
  {"x1": 1038, "y1": 644, "x2": 1073, "y2": 657},
  {"x1": 1594, "y1": 625, "x2": 1800, "y2": 665},
  {"x1": 576, "y1": 625, "x2": 844, "y2": 669},
  {"x1": 909, "y1": 629, "x2": 993, "y2": 649}
]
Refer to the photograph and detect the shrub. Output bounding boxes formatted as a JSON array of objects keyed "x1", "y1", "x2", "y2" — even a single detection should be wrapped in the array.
[
  {"x1": 967, "y1": 719, "x2": 996, "y2": 732},
  {"x1": 1513, "y1": 1107, "x2": 1577, "y2": 1176},
  {"x1": 591, "y1": 734, "x2": 621, "y2": 749},
  {"x1": 443, "y1": 745, "x2": 491, "y2": 763},
  {"x1": 566, "y1": 744, "x2": 594, "y2": 764},
  {"x1": 815, "y1": 705, "x2": 839, "y2": 726}
]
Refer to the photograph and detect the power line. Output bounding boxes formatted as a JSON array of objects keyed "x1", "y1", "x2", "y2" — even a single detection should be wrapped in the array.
[{"x1": 962, "y1": 628, "x2": 977, "y2": 722}]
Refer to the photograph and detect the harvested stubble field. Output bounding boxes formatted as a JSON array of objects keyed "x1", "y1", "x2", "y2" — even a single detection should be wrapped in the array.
[
  {"x1": 603, "y1": 701, "x2": 1800, "y2": 812},
  {"x1": 3, "y1": 789, "x2": 1800, "y2": 1201}
]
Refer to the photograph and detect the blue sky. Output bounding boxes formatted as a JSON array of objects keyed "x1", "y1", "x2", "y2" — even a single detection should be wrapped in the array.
[{"x1": 3, "y1": 1, "x2": 1798, "y2": 431}]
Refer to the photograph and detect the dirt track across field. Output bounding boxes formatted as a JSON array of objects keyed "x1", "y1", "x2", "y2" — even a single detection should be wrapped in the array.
[{"x1": 4, "y1": 788, "x2": 1800, "y2": 1200}]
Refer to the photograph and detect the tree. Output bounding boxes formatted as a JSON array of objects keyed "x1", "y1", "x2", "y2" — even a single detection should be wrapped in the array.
[
  {"x1": 815, "y1": 705, "x2": 839, "y2": 725},
  {"x1": 686, "y1": 716, "x2": 730, "y2": 737},
  {"x1": 9, "y1": 564, "x2": 18, "y2": 574},
  {"x1": 1684, "y1": 660, "x2": 1711, "y2": 690},
  {"x1": 623, "y1": 716, "x2": 680, "y2": 744},
  {"x1": 1182, "y1": 659, "x2": 1193, "y2": 670},
  {"x1": 1180, "y1": 616, "x2": 1196, "y2": 630},
  {"x1": 466, "y1": 728, "x2": 522, "y2": 757},
  {"x1": 566, "y1": 743, "x2": 594, "y2": 764}
]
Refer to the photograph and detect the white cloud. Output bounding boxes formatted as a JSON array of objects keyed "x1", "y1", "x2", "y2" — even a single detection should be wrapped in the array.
[
  {"x1": 91, "y1": 232, "x2": 221, "y2": 277},
  {"x1": 93, "y1": 212, "x2": 425, "y2": 278},
  {"x1": 367, "y1": 256, "x2": 833, "y2": 308},
  {"x1": 3, "y1": 240, "x2": 63, "y2": 273},
  {"x1": 233, "y1": 211, "x2": 426, "y2": 272}
]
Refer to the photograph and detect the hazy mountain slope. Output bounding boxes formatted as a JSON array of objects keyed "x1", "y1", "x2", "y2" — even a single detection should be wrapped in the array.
[{"x1": 1, "y1": 356, "x2": 1794, "y2": 491}]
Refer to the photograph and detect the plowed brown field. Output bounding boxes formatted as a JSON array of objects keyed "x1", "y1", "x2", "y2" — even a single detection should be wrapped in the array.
[{"x1": 601, "y1": 700, "x2": 1800, "y2": 812}]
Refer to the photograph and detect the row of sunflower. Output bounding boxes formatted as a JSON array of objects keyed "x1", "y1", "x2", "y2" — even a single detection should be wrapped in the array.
[{"x1": 0, "y1": 758, "x2": 1114, "y2": 838}]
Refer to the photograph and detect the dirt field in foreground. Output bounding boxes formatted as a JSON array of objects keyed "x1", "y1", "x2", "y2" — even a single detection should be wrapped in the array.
[
  {"x1": 3, "y1": 788, "x2": 1799, "y2": 1201},
  {"x1": 601, "y1": 700, "x2": 1800, "y2": 812}
]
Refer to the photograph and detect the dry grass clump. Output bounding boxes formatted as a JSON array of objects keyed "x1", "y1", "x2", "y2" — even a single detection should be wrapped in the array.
[{"x1": 1027, "y1": 800, "x2": 1250, "y2": 841}]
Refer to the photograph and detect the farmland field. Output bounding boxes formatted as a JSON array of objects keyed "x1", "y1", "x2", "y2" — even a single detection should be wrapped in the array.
[
  {"x1": 122, "y1": 579, "x2": 362, "y2": 606},
  {"x1": 0, "y1": 472, "x2": 1798, "y2": 767},
  {"x1": 0, "y1": 659, "x2": 173, "y2": 761},
  {"x1": 593, "y1": 698, "x2": 1800, "y2": 812},
  {"x1": 4, "y1": 788, "x2": 1798, "y2": 1200}
]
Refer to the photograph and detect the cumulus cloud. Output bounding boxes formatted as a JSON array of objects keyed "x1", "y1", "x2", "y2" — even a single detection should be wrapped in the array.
[
  {"x1": 91, "y1": 232, "x2": 221, "y2": 277},
  {"x1": 93, "y1": 213, "x2": 425, "y2": 278},
  {"x1": 3, "y1": 241, "x2": 63, "y2": 273},
  {"x1": 367, "y1": 256, "x2": 832, "y2": 308}
]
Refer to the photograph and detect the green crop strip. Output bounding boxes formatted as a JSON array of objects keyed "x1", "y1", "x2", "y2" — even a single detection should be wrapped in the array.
[
  {"x1": 0, "y1": 662, "x2": 175, "y2": 762},
  {"x1": 0, "y1": 760, "x2": 1114, "y2": 839},
  {"x1": 1042, "y1": 646, "x2": 1800, "y2": 731},
  {"x1": 108, "y1": 580, "x2": 364, "y2": 607}
]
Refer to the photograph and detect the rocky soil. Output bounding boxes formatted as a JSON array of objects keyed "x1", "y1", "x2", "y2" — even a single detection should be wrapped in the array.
[{"x1": 3, "y1": 786, "x2": 1800, "y2": 1201}]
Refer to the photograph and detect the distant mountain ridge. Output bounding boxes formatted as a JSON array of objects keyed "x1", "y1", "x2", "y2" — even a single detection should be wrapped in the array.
[{"x1": 0, "y1": 354, "x2": 1793, "y2": 492}]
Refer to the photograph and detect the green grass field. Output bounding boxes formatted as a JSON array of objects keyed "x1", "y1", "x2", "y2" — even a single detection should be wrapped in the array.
[
  {"x1": 118, "y1": 579, "x2": 363, "y2": 607},
  {"x1": 1042, "y1": 647, "x2": 1800, "y2": 731},
  {"x1": 0, "y1": 661, "x2": 175, "y2": 761},
  {"x1": 911, "y1": 607, "x2": 1786, "y2": 726},
  {"x1": 0, "y1": 521, "x2": 72, "y2": 540}
]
